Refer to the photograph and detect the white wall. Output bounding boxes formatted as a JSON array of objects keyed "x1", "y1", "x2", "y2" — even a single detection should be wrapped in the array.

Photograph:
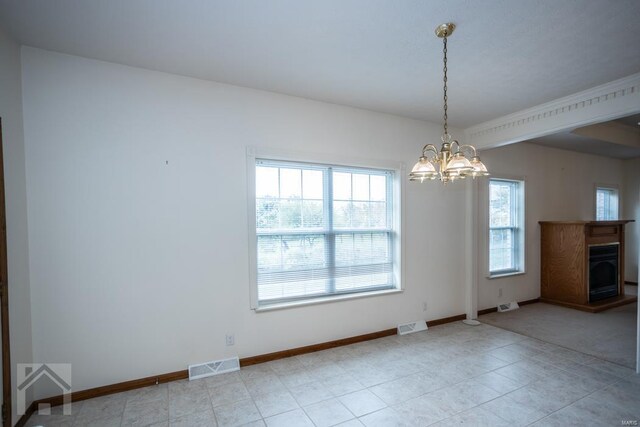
[
  {"x1": 623, "y1": 158, "x2": 640, "y2": 283},
  {"x1": 21, "y1": 47, "x2": 469, "y2": 397},
  {"x1": 476, "y1": 142, "x2": 625, "y2": 310},
  {"x1": 0, "y1": 28, "x2": 33, "y2": 425}
]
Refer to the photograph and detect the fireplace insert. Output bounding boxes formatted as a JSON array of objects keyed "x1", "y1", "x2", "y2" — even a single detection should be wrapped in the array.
[{"x1": 588, "y1": 243, "x2": 619, "y2": 302}]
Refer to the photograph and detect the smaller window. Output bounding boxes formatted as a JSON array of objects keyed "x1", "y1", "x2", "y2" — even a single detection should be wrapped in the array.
[
  {"x1": 595, "y1": 187, "x2": 619, "y2": 220},
  {"x1": 489, "y1": 178, "x2": 525, "y2": 276}
]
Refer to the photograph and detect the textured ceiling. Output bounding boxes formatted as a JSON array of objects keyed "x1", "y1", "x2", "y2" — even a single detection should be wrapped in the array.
[{"x1": 1, "y1": 0, "x2": 639, "y2": 127}]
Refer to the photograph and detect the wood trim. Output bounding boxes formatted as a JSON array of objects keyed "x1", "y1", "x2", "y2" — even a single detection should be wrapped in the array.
[
  {"x1": 239, "y1": 328, "x2": 397, "y2": 366},
  {"x1": 540, "y1": 294, "x2": 637, "y2": 313},
  {"x1": 13, "y1": 401, "x2": 35, "y2": 427},
  {"x1": 0, "y1": 118, "x2": 11, "y2": 427},
  {"x1": 16, "y1": 310, "x2": 469, "y2": 424},
  {"x1": 477, "y1": 298, "x2": 540, "y2": 316},
  {"x1": 426, "y1": 314, "x2": 466, "y2": 327}
]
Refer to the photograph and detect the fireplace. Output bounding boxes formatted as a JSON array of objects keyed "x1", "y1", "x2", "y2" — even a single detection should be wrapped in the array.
[{"x1": 588, "y1": 244, "x2": 619, "y2": 302}]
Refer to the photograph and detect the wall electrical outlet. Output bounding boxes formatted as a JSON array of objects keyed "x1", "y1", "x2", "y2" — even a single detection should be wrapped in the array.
[
  {"x1": 225, "y1": 334, "x2": 235, "y2": 346},
  {"x1": 498, "y1": 288, "x2": 503, "y2": 298},
  {"x1": 422, "y1": 302, "x2": 428, "y2": 312}
]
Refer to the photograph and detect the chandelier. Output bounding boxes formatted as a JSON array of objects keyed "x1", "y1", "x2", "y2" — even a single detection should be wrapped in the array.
[{"x1": 409, "y1": 23, "x2": 489, "y2": 183}]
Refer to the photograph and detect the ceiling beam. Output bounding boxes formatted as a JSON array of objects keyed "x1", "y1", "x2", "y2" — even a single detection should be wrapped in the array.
[{"x1": 464, "y1": 72, "x2": 640, "y2": 150}]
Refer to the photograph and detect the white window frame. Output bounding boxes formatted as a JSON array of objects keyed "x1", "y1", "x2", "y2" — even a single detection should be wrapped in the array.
[
  {"x1": 594, "y1": 184, "x2": 620, "y2": 221},
  {"x1": 246, "y1": 147, "x2": 405, "y2": 311},
  {"x1": 487, "y1": 176, "x2": 526, "y2": 278}
]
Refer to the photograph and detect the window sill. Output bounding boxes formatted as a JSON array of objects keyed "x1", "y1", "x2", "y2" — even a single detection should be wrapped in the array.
[
  {"x1": 487, "y1": 271, "x2": 526, "y2": 279},
  {"x1": 254, "y1": 288, "x2": 403, "y2": 313}
]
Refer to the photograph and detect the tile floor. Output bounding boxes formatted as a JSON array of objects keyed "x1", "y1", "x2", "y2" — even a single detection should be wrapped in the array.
[{"x1": 25, "y1": 322, "x2": 640, "y2": 427}]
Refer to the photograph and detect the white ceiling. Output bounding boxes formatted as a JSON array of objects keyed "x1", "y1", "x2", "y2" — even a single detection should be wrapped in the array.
[{"x1": 1, "y1": 0, "x2": 639, "y2": 127}]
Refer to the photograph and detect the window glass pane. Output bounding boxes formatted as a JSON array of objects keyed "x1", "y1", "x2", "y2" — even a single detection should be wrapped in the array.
[
  {"x1": 489, "y1": 229, "x2": 514, "y2": 271},
  {"x1": 489, "y1": 181, "x2": 514, "y2": 227},
  {"x1": 303, "y1": 170, "x2": 323, "y2": 200},
  {"x1": 256, "y1": 198, "x2": 280, "y2": 230},
  {"x1": 302, "y1": 200, "x2": 323, "y2": 228},
  {"x1": 351, "y1": 202, "x2": 370, "y2": 229},
  {"x1": 333, "y1": 201, "x2": 351, "y2": 228},
  {"x1": 280, "y1": 168, "x2": 301, "y2": 198},
  {"x1": 279, "y1": 200, "x2": 302, "y2": 229},
  {"x1": 256, "y1": 166, "x2": 279, "y2": 198},
  {"x1": 333, "y1": 172, "x2": 351, "y2": 200},
  {"x1": 370, "y1": 202, "x2": 387, "y2": 228},
  {"x1": 370, "y1": 175, "x2": 386, "y2": 202},
  {"x1": 352, "y1": 174, "x2": 370, "y2": 201}
]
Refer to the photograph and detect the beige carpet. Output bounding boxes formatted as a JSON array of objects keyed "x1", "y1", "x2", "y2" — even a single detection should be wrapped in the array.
[{"x1": 480, "y1": 297, "x2": 637, "y2": 368}]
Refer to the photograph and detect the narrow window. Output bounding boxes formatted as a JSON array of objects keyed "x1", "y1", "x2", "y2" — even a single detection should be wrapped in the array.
[{"x1": 489, "y1": 178, "x2": 525, "y2": 276}]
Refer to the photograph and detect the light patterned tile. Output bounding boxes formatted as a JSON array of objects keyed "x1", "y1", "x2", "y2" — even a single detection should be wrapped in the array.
[
  {"x1": 209, "y1": 381, "x2": 251, "y2": 407},
  {"x1": 358, "y1": 407, "x2": 414, "y2": 427},
  {"x1": 264, "y1": 408, "x2": 314, "y2": 427},
  {"x1": 169, "y1": 390, "x2": 212, "y2": 420},
  {"x1": 338, "y1": 390, "x2": 386, "y2": 417},
  {"x1": 303, "y1": 398, "x2": 354, "y2": 427},
  {"x1": 122, "y1": 398, "x2": 168, "y2": 426},
  {"x1": 169, "y1": 408, "x2": 217, "y2": 426},
  {"x1": 432, "y1": 405, "x2": 510, "y2": 427},
  {"x1": 321, "y1": 374, "x2": 365, "y2": 397},
  {"x1": 289, "y1": 381, "x2": 333, "y2": 406},
  {"x1": 253, "y1": 390, "x2": 299, "y2": 418},
  {"x1": 213, "y1": 399, "x2": 262, "y2": 427},
  {"x1": 480, "y1": 395, "x2": 546, "y2": 427},
  {"x1": 74, "y1": 394, "x2": 127, "y2": 425}
]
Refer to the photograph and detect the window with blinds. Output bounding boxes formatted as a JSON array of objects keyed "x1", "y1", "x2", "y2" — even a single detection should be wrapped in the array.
[
  {"x1": 489, "y1": 178, "x2": 525, "y2": 276},
  {"x1": 254, "y1": 159, "x2": 397, "y2": 305},
  {"x1": 595, "y1": 187, "x2": 619, "y2": 220}
]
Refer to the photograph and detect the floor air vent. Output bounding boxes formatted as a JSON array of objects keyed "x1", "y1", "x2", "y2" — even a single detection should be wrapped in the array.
[
  {"x1": 497, "y1": 301, "x2": 520, "y2": 312},
  {"x1": 188, "y1": 357, "x2": 240, "y2": 381},
  {"x1": 397, "y1": 320, "x2": 428, "y2": 335}
]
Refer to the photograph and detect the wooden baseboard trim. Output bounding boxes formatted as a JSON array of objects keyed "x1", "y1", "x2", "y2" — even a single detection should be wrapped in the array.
[
  {"x1": 15, "y1": 400, "x2": 37, "y2": 427},
  {"x1": 15, "y1": 369, "x2": 189, "y2": 426},
  {"x1": 16, "y1": 311, "x2": 468, "y2": 423},
  {"x1": 625, "y1": 280, "x2": 638, "y2": 286},
  {"x1": 426, "y1": 313, "x2": 466, "y2": 327},
  {"x1": 477, "y1": 298, "x2": 540, "y2": 316},
  {"x1": 239, "y1": 327, "x2": 397, "y2": 366}
]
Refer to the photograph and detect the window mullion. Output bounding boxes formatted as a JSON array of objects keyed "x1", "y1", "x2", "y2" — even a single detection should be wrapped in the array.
[{"x1": 325, "y1": 168, "x2": 336, "y2": 294}]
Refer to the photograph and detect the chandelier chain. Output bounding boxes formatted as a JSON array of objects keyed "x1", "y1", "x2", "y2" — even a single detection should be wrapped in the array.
[{"x1": 442, "y1": 36, "x2": 448, "y2": 136}]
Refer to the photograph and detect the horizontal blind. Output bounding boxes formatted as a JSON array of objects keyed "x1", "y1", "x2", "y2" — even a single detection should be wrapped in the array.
[{"x1": 255, "y1": 159, "x2": 395, "y2": 304}]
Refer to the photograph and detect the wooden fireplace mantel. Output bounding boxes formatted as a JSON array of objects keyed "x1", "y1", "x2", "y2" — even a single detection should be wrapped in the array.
[{"x1": 539, "y1": 220, "x2": 636, "y2": 312}]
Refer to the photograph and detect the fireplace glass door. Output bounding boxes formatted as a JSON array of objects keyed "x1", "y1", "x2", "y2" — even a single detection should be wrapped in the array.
[{"x1": 588, "y1": 244, "x2": 619, "y2": 302}]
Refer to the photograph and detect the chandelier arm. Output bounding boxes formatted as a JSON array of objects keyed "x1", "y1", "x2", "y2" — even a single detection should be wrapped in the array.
[
  {"x1": 457, "y1": 144, "x2": 478, "y2": 157},
  {"x1": 421, "y1": 144, "x2": 439, "y2": 158}
]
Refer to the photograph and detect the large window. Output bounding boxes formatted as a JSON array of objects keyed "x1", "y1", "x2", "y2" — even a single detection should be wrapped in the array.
[
  {"x1": 595, "y1": 186, "x2": 619, "y2": 220},
  {"x1": 489, "y1": 178, "x2": 524, "y2": 276},
  {"x1": 253, "y1": 159, "x2": 398, "y2": 307}
]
